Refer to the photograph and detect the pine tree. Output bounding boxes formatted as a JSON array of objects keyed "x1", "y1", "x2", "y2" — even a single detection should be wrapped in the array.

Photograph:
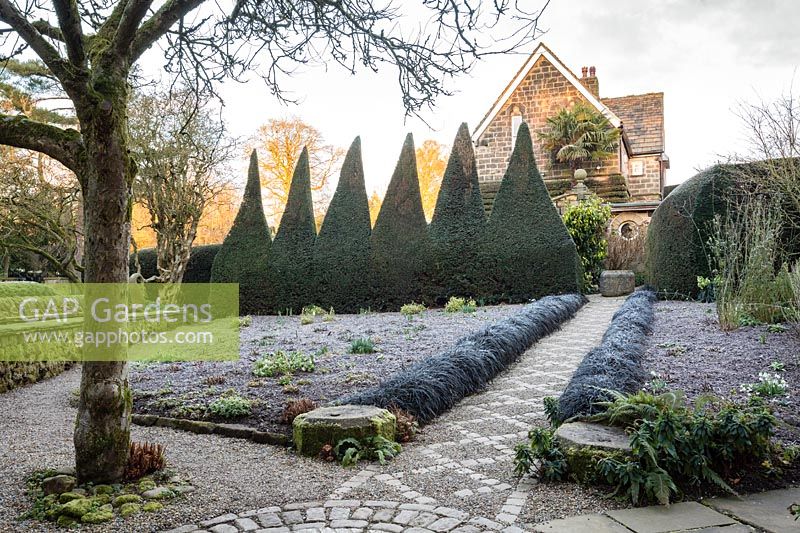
[
  {"x1": 270, "y1": 147, "x2": 317, "y2": 313},
  {"x1": 428, "y1": 123, "x2": 487, "y2": 301},
  {"x1": 370, "y1": 133, "x2": 433, "y2": 309},
  {"x1": 313, "y1": 137, "x2": 372, "y2": 312},
  {"x1": 486, "y1": 122, "x2": 580, "y2": 300},
  {"x1": 211, "y1": 150, "x2": 273, "y2": 314}
]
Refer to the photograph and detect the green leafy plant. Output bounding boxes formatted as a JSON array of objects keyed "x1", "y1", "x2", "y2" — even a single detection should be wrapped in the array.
[
  {"x1": 513, "y1": 427, "x2": 567, "y2": 481},
  {"x1": 252, "y1": 351, "x2": 315, "y2": 377},
  {"x1": 563, "y1": 196, "x2": 611, "y2": 290},
  {"x1": 334, "y1": 436, "x2": 401, "y2": 467},
  {"x1": 238, "y1": 315, "x2": 252, "y2": 328},
  {"x1": 322, "y1": 307, "x2": 335, "y2": 322},
  {"x1": 400, "y1": 302, "x2": 427, "y2": 317},
  {"x1": 299, "y1": 304, "x2": 326, "y2": 325},
  {"x1": 543, "y1": 396, "x2": 561, "y2": 428},
  {"x1": 770, "y1": 361, "x2": 786, "y2": 372},
  {"x1": 696, "y1": 276, "x2": 719, "y2": 303},
  {"x1": 590, "y1": 390, "x2": 777, "y2": 506},
  {"x1": 444, "y1": 296, "x2": 477, "y2": 313},
  {"x1": 538, "y1": 101, "x2": 621, "y2": 170},
  {"x1": 349, "y1": 337, "x2": 375, "y2": 354},
  {"x1": 790, "y1": 502, "x2": 799, "y2": 520},
  {"x1": 208, "y1": 391, "x2": 252, "y2": 418}
]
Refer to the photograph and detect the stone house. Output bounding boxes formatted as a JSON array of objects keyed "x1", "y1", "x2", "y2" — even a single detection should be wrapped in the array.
[{"x1": 473, "y1": 43, "x2": 669, "y2": 238}]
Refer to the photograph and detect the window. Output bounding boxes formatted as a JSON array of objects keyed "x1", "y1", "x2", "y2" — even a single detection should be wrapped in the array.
[
  {"x1": 619, "y1": 221, "x2": 639, "y2": 240},
  {"x1": 511, "y1": 114, "x2": 523, "y2": 147},
  {"x1": 631, "y1": 160, "x2": 644, "y2": 176}
]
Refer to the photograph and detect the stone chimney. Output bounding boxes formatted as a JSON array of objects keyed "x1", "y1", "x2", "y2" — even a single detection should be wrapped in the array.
[{"x1": 579, "y1": 65, "x2": 599, "y2": 98}]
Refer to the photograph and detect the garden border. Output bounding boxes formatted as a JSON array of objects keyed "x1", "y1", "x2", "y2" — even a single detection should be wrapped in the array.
[
  {"x1": 131, "y1": 413, "x2": 291, "y2": 446},
  {"x1": 343, "y1": 293, "x2": 588, "y2": 423},
  {"x1": 557, "y1": 289, "x2": 656, "y2": 422}
]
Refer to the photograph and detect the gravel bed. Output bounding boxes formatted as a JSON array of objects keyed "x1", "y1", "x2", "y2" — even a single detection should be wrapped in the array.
[
  {"x1": 130, "y1": 305, "x2": 522, "y2": 437},
  {"x1": 643, "y1": 300, "x2": 800, "y2": 445},
  {"x1": 0, "y1": 368, "x2": 350, "y2": 533}
]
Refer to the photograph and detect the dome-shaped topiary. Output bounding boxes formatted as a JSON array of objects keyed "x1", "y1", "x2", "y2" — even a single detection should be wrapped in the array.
[
  {"x1": 270, "y1": 147, "x2": 317, "y2": 314},
  {"x1": 210, "y1": 150, "x2": 273, "y2": 314},
  {"x1": 486, "y1": 122, "x2": 580, "y2": 301},
  {"x1": 428, "y1": 123, "x2": 487, "y2": 301},
  {"x1": 313, "y1": 137, "x2": 372, "y2": 312},
  {"x1": 370, "y1": 133, "x2": 433, "y2": 309},
  {"x1": 646, "y1": 164, "x2": 734, "y2": 298}
]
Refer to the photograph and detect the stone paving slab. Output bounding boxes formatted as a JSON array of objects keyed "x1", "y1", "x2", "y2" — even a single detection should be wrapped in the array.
[
  {"x1": 676, "y1": 525, "x2": 756, "y2": 532},
  {"x1": 703, "y1": 487, "x2": 800, "y2": 533},
  {"x1": 605, "y1": 502, "x2": 736, "y2": 533},
  {"x1": 533, "y1": 513, "x2": 633, "y2": 532}
]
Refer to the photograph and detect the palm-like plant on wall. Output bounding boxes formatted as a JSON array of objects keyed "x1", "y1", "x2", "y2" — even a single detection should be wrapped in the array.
[{"x1": 539, "y1": 102, "x2": 620, "y2": 173}]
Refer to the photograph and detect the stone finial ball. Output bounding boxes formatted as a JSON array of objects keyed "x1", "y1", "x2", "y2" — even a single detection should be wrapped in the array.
[{"x1": 574, "y1": 168, "x2": 588, "y2": 181}]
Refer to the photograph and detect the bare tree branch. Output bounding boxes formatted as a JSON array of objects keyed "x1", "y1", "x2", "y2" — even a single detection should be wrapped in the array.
[
  {"x1": 130, "y1": 0, "x2": 204, "y2": 60},
  {"x1": 113, "y1": 0, "x2": 154, "y2": 58},
  {"x1": 53, "y1": 0, "x2": 86, "y2": 66},
  {"x1": 31, "y1": 19, "x2": 65, "y2": 42},
  {"x1": 0, "y1": 113, "x2": 84, "y2": 173},
  {"x1": 0, "y1": 0, "x2": 71, "y2": 82}
]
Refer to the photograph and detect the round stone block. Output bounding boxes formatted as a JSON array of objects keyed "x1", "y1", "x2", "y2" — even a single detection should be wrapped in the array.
[
  {"x1": 292, "y1": 405, "x2": 396, "y2": 456},
  {"x1": 599, "y1": 270, "x2": 635, "y2": 297},
  {"x1": 555, "y1": 421, "x2": 631, "y2": 483}
]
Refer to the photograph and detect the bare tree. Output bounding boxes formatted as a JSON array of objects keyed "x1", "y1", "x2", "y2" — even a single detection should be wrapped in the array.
[
  {"x1": 735, "y1": 89, "x2": 800, "y2": 255},
  {"x1": 128, "y1": 87, "x2": 236, "y2": 283},
  {"x1": 0, "y1": 0, "x2": 548, "y2": 483},
  {"x1": 249, "y1": 117, "x2": 342, "y2": 227},
  {"x1": 0, "y1": 147, "x2": 83, "y2": 281}
]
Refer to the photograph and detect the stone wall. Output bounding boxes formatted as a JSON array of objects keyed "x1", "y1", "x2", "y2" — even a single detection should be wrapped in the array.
[
  {"x1": 474, "y1": 56, "x2": 620, "y2": 185},
  {"x1": 628, "y1": 154, "x2": 663, "y2": 200},
  {"x1": 0, "y1": 361, "x2": 74, "y2": 393}
]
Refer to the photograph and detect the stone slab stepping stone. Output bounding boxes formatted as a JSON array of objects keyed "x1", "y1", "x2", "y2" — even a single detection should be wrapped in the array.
[
  {"x1": 606, "y1": 502, "x2": 736, "y2": 533},
  {"x1": 703, "y1": 487, "x2": 800, "y2": 533},
  {"x1": 293, "y1": 404, "x2": 396, "y2": 456},
  {"x1": 533, "y1": 513, "x2": 632, "y2": 532},
  {"x1": 682, "y1": 525, "x2": 755, "y2": 532},
  {"x1": 599, "y1": 270, "x2": 635, "y2": 296},
  {"x1": 554, "y1": 421, "x2": 631, "y2": 482}
]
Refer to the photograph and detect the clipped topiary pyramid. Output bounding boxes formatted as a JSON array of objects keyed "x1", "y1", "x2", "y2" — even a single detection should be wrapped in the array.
[
  {"x1": 646, "y1": 164, "x2": 734, "y2": 298},
  {"x1": 370, "y1": 133, "x2": 433, "y2": 309},
  {"x1": 270, "y1": 147, "x2": 317, "y2": 314},
  {"x1": 210, "y1": 150, "x2": 273, "y2": 314},
  {"x1": 428, "y1": 123, "x2": 487, "y2": 301},
  {"x1": 486, "y1": 122, "x2": 580, "y2": 300},
  {"x1": 313, "y1": 137, "x2": 372, "y2": 312}
]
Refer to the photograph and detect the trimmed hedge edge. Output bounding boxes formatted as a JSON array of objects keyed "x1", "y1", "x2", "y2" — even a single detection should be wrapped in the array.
[
  {"x1": 131, "y1": 414, "x2": 290, "y2": 446},
  {"x1": 342, "y1": 293, "x2": 588, "y2": 423},
  {"x1": 557, "y1": 289, "x2": 657, "y2": 422}
]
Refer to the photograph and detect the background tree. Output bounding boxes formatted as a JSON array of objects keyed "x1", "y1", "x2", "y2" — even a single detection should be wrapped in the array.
[
  {"x1": 0, "y1": 59, "x2": 81, "y2": 280},
  {"x1": 128, "y1": 87, "x2": 236, "y2": 283},
  {"x1": 368, "y1": 190, "x2": 383, "y2": 227},
  {"x1": 735, "y1": 90, "x2": 800, "y2": 257},
  {"x1": 0, "y1": 147, "x2": 83, "y2": 280},
  {"x1": 416, "y1": 139, "x2": 448, "y2": 221},
  {"x1": 0, "y1": 0, "x2": 548, "y2": 484},
  {"x1": 250, "y1": 117, "x2": 344, "y2": 227},
  {"x1": 539, "y1": 102, "x2": 620, "y2": 172}
]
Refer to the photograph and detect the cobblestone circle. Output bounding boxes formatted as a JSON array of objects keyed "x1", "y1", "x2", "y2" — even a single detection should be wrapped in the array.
[{"x1": 162, "y1": 296, "x2": 625, "y2": 533}]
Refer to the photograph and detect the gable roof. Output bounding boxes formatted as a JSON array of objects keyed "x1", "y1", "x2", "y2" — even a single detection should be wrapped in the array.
[
  {"x1": 472, "y1": 42, "x2": 622, "y2": 142},
  {"x1": 602, "y1": 93, "x2": 665, "y2": 154}
]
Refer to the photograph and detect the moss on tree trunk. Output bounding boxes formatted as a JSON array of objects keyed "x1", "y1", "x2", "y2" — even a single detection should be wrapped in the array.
[{"x1": 72, "y1": 69, "x2": 133, "y2": 483}]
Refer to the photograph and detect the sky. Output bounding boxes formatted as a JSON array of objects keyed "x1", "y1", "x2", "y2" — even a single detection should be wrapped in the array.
[{"x1": 148, "y1": 0, "x2": 800, "y2": 197}]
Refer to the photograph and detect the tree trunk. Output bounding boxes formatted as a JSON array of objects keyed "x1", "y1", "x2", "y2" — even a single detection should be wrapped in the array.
[{"x1": 73, "y1": 70, "x2": 134, "y2": 483}]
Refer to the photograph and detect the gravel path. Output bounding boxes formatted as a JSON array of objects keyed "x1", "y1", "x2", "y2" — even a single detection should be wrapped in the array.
[
  {"x1": 0, "y1": 296, "x2": 626, "y2": 532},
  {"x1": 131, "y1": 305, "x2": 522, "y2": 436},
  {"x1": 643, "y1": 300, "x2": 800, "y2": 445}
]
